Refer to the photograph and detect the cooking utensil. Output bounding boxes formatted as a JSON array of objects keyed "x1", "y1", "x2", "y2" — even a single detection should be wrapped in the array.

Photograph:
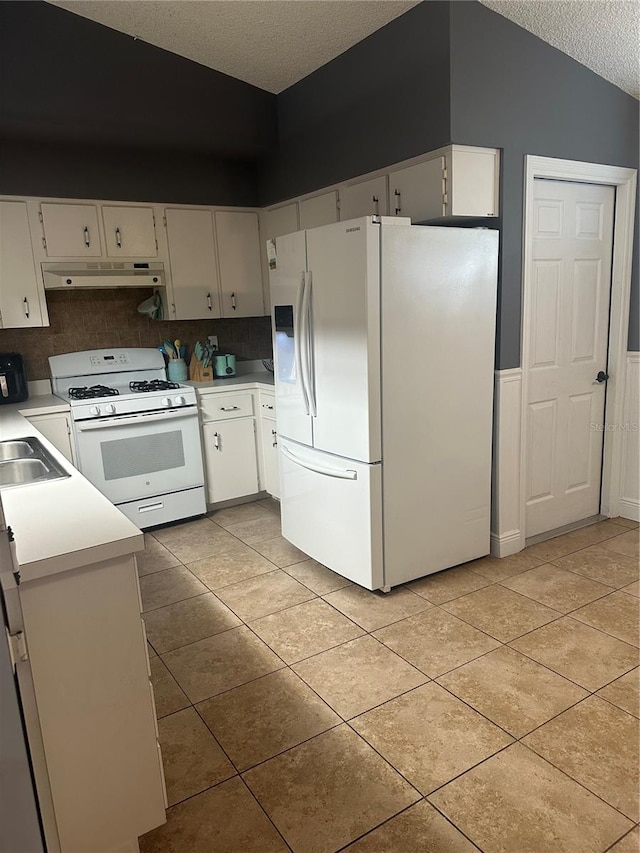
[{"x1": 164, "y1": 340, "x2": 177, "y2": 359}]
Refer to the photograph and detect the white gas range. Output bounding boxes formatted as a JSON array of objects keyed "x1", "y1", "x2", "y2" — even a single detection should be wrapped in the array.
[{"x1": 49, "y1": 348, "x2": 206, "y2": 529}]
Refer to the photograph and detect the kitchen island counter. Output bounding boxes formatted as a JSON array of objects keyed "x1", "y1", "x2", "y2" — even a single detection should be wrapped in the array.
[{"x1": 0, "y1": 400, "x2": 143, "y2": 582}]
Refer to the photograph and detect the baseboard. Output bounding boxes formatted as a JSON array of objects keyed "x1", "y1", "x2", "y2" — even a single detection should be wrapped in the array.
[
  {"x1": 490, "y1": 528, "x2": 524, "y2": 558},
  {"x1": 617, "y1": 498, "x2": 640, "y2": 523}
]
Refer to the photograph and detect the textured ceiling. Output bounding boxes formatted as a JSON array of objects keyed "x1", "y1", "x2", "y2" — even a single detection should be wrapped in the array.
[
  {"x1": 50, "y1": 0, "x2": 640, "y2": 98},
  {"x1": 50, "y1": 0, "x2": 420, "y2": 94},
  {"x1": 478, "y1": 1, "x2": 639, "y2": 99}
]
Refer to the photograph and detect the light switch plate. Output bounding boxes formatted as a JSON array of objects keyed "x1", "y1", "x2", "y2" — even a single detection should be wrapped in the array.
[{"x1": 208, "y1": 335, "x2": 219, "y2": 351}]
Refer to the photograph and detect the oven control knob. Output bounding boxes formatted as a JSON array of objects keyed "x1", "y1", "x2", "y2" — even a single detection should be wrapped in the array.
[
  {"x1": 105, "y1": 403, "x2": 116, "y2": 415},
  {"x1": 90, "y1": 405, "x2": 101, "y2": 416},
  {"x1": 162, "y1": 397, "x2": 173, "y2": 407},
  {"x1": 175, "y1": 395, "x2": 186, "y2": 406}
]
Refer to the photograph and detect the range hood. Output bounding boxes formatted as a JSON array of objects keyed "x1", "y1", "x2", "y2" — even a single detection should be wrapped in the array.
[{"x1": 42, "y1": 262, "x2": 165, "y2": 289}]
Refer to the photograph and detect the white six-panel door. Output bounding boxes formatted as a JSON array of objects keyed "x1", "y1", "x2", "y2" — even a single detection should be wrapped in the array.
[{"x1": 526, "y1": 180, "x2": 615, "y2": 536}]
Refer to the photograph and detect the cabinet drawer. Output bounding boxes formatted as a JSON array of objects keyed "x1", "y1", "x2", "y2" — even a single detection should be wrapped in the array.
[
  {"x1": 200, "y1": 392, "x2": 254, "y2": 422},
  {"x1": 259, "y1": 392, "x2": 276, "y2": 418}
]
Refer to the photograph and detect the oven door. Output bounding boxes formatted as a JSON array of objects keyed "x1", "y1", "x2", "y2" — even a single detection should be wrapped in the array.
[{"x1": 74, "y1": 408, "x2": 204, "y2": 504}]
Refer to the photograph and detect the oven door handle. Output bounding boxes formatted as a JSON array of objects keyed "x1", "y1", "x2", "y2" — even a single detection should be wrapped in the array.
[{"x1": 75, "y1": 409, "x2": 196, "y2": 431}]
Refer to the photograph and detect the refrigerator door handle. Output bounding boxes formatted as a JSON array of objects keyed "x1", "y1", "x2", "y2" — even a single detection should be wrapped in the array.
[
  {"x1": 300, "y1": 271, "x2": 317, "y2": 416},
  {"x1": 281, "y1": 444, "x2": 357, "y2": 480},
  {"x1": 295, "y1": 272, "x2": 310, "y2": 415}
]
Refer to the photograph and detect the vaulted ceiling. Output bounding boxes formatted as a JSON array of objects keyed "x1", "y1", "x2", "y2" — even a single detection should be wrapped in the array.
[{"x1": 50, "y1": 0, "x2": 639, "y2": 98}]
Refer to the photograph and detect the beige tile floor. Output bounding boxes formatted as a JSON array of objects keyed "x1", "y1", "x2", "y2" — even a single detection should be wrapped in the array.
[{"x1": 138, "y1": 501, "x2": 639, "y2": 853}]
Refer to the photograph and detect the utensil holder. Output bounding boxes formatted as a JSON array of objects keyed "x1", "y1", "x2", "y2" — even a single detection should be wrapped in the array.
[{"x1": 167, "y1": 358, "x2": 188, "y2": 382}]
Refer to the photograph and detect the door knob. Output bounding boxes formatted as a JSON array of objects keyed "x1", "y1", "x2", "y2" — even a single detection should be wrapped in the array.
[{"x1": 594, "y1": 371, "x2": 609, "y2": 384}]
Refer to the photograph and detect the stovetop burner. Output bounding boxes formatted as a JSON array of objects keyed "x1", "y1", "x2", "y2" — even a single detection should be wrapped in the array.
[
  {"x1": 129, "y1": 380, "x2": 181, "y2": 392},
  {"x1": 68, "y1": 385, "x2": 120, "y2": 400}
]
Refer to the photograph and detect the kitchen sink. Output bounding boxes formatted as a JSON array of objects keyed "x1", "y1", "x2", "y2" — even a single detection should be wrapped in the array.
[
  {"x1": 0, "y1": 440, "x2": 35, "y2": 461},
  {"x1": 0, "y1": 437, "x2": 70, "y2": 489}
]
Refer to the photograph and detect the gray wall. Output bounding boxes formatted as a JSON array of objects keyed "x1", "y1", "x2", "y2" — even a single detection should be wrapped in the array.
[
  {"x1": 0, "y1": 1, "x2": 276, "y2": 205},
  {"x1": 258, "y1": 1, "x2": 451, "y2": 204},
  {"x1": 0, "y1": 139, "x2": 258, "y2": 207},
  {"x1": 450, "y1": 1, "x2": 639, "y2": 365}
]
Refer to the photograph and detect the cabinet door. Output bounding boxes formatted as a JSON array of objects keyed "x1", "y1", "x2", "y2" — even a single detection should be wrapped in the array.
[
  {"x1": 215, "y1": 211, "x2": 264, "y2": 317},
  {"x1": 202, "y1": 419, "x2": 259, "y2": 503},
  {"x1": 165, "y1": 208, "x2": 221, "y2": 320},
  {"x1": 102, "y1": 206, "x2": 157, "y2": 257},
  {"x1": 259, "y1": 419, "x2": 280, "y2": 498},
  {"x1": 26, "y1": 412, "x2": 76, "y2": 464},
  {"x1": 0, "y1": 201, "x2": 47, "y2": 328},
  {"x1": 388, "y1": 157, "x2": 445, "y2": 222},
  {"x1": 40, "y1": 202, "x2": 102, "y2": 257},
  {"x1": 448, "y1": 147, "x2": 499, "y2": 217},
  {"x1": 298, "y1": 192, "x2": 339, "y2": 230},
  {"x1": 261, "y1": 203, "x2": 299, "y2": 241},
  {"x1": 339, "y1": 177, "x2": 388, "y2": 222}
]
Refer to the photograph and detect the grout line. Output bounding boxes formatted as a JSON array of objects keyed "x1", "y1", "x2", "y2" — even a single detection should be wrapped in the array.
[
  {"x1": 515, "y1": 740, "x2": 639, "y2": 825},
  {"x1": 145, "y1": 503, "x2": 638, "y2": 850}
]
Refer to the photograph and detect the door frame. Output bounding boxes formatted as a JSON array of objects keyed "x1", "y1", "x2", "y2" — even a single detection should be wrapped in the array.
[{"x1": 519, "y1": 156, "x2": 637, "y2": 539}]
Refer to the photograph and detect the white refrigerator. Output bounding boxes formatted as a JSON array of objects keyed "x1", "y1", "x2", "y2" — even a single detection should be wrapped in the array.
[{"x1": 269, "y1": 216, "x2": 498, "y2": 591}]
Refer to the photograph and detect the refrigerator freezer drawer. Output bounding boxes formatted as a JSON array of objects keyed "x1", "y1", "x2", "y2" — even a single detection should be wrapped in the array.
[{"x1": 279, "y1": 441, "x2": 383, "y2": 590}]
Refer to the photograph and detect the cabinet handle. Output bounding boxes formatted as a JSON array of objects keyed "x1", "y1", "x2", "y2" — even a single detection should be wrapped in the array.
[
  {"x1": 213, "y1": 432, "x2": 221, "y2": 450},
  {"x1": 373, "y1": 195, "x2": 379, "y2": 216},
  {"x1": 115, "y1": 226, "x2": 122, "y2": 248},
  {"x1": 231, "y1": 292, "x2": 237, "y2": 310},
  {"x1": 262, "y1": 403, "x2": 274, "y2": 410},
  {"x1": 207, "y1": 292, "x2": 212, "y2": 311},
  {"x1": 272, "y1": 429, "x2": 277, "y2": 448},
  {"x1": 83, "y1": 226, "x2": 91, "y2": 247},
  {"x1": 220, "y1": 405, "x2": 240, "y2": 411},
  {"x1": 394, "y1": 190, "x2": 401, "y2": 215},
  {"x1": 23, "y1": 297, "x2": 30, "y2": 319}
]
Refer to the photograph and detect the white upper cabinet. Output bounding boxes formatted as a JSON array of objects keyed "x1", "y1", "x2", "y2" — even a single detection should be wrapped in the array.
[
  {"x1": 215, "y1": 211, "x2": 264, "y2": 317},
  {"x1": 165, "y1": 208, "x2": 221, "y2": 320},
  {"x1": 388, "y1": 156, "x2": 446, "y2": 222},
  {"x1": 41, "y1": 202, "x2": 102, "y2": 257},
  {"x1": 102, "y1": 206, "x2": 157, "y2": 257},
  {"x1": 298, "y1": 191, "x2": 339, "y2": 230},
  {"x1": 261, "y1": 203, "x2": 299, "y2": 242},
  {"x1": 446, "y1": 146, "x2": 499, "y2": 217},
  {"x1": 339, "y1": 176, "x2": 388, "y2": 222},
  {"x1": 0, "y1": 200, "x2": 48, "y2": 328},
  {"x1": 388, "y1": 146, "x2": 499, "y2": 222}
]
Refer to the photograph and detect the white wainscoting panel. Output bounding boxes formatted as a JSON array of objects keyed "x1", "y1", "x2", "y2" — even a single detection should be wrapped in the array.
[
  {"x1": 491, "y1": 368, "x2": 525, "y2": 556},
  {"x1": 618, "y1": 353, "x2": 640, "y2": 521}
]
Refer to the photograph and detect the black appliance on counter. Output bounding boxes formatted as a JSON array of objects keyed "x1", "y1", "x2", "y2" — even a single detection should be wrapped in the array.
[{"x1": 0, "y1": 353, "x2": 28, "y2": 404}]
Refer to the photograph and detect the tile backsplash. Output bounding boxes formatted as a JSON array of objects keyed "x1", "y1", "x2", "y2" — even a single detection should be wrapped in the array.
[{"x1": 0, "y1": 288, "x2": 273, "y2": 380}]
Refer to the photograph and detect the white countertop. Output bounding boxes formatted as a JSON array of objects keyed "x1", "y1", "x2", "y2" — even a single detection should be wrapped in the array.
[
  {"x1": 186, "y1": 370, "x2": 275, "y2": 392},
  {"x1": 0, "y1": 399, "x2": 143, "y2": 583}
]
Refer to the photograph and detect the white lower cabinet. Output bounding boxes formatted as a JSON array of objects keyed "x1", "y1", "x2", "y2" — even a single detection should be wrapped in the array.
[
  {"x1": 202, "y1": 419, "x2": 259, "y2": 503},
  {"x1": 202, "y1": 414, "x2": 259, "y2": 504},
  {"x1": 5, "y1": 553, "x2": 166, "y2": 852},
  {"x1": 258, "y1": 391, "x2": 279, "y2": 499},
  {"x1": 198, "y1": 386, "x2": 279, "y2": 505},
  {"x1": 25, "y1": 411, "x2": 76, "y2": 464},
  {"x1": 259, "y1": 419, "x2": 280, "y2": 499}
]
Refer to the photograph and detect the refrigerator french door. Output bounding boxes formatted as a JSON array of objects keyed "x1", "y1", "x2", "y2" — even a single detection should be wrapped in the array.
[
  {"x1": 271, "y1": 218, "x2": 384, "y2": 588},
  {"x1": 270, "y1": 216, "x2": 498, "y2": 592}
]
